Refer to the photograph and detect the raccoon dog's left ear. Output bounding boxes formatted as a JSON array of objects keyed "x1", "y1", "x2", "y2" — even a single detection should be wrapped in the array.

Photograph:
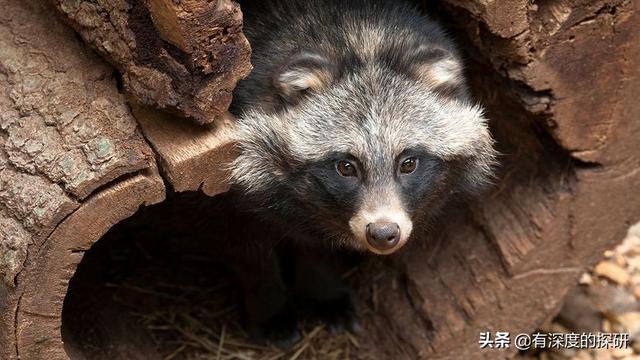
[
  {"x1": 274, "y1": 51, "x2": 334, "y2": 103},
  {"x1": 413, "y1": 45, "x2": 464, "y2": 93}
]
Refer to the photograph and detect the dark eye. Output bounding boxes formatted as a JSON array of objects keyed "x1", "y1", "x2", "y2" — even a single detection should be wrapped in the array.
[
  {"x1": 399, "y1": 157, "x2": 418, "y2": 174},
  {"x1": 336, "y1": 160, "x2": 358, "y2": 177}
]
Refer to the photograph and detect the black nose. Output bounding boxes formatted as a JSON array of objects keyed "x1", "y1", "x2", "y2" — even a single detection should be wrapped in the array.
[{"x1": 366, "y1": 221, "x2": 401, "y2": 251}]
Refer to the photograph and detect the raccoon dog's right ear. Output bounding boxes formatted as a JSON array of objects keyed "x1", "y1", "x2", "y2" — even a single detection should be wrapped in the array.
[
  {"x1": 273, "y1": 51, "x2": 334, "y2": 103},
  {"x1": 413, "y1": 45, "x2": 464, "y2": 95}
]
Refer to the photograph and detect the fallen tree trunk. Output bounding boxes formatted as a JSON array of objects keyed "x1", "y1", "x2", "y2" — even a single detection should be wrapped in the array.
[
  {"x1": 0, "y1": 1, "x2": 165, "y2": 358},
  {"x1": 0, "y1": 0, "x2": 231, "y2": 358},
  {"x1": 0, "y1": 0, "x2": 638, "y2": 359}
]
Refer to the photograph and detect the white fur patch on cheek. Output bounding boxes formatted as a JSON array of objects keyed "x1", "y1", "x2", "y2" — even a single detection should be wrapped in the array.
[{"x1": 228, "y1": 111, "x2": 294, "y2": 194}]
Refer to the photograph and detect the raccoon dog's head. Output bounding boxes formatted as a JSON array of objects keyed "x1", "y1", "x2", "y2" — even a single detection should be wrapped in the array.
[{"x1": 231, "y1": 41, "x2": 496, "y2": 255}]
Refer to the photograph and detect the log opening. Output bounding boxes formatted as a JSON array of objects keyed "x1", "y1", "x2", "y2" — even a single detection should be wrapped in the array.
[
  {"x1": 59, "y1": 191, "x2": 380, "y2": 359},
  {"x1": 61, "y1": 191, "x2": 237, "y2": 359}
]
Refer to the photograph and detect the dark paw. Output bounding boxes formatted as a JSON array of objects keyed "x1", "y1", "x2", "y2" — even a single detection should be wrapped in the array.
[
  {"x1": 306, "y1": 292, "x2": 361, "y2": 334},
  {"x1": 247, "y1": 307, "x2": 301, "y2": 349}
]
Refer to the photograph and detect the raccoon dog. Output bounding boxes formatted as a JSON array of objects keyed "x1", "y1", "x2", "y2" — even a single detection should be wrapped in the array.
[{"x1": 225, "y1": 0, "x2": 496, "y2": 346}]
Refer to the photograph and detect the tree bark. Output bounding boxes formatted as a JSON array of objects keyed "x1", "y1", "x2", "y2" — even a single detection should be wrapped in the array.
[
  {"x1": 0, "y1": 1, "x2": 167, "y2": 358},
  {"x1": 0, "y1": 0, "x2": 638, "y2": 359},
  {"x1": 0, "y1": 0, "x2": 243, "y2": 356},
  {"x1": 49, "y1": 0, "x2": 252, "y2": 125}
]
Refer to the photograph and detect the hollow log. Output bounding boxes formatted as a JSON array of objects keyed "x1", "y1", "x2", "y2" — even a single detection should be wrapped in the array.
[
  {"x1": 0, "y1": 0, "x2": 638, "y2": 359},
  {"x1": 362, "y1": 0, "x2": 640, "y2": 358},
  {"x1": 48, "y1": 0, "x2": 252, "y2": 125},
  {"x1": 0, "y1": 1, "x2": 168, "y2": 358}
]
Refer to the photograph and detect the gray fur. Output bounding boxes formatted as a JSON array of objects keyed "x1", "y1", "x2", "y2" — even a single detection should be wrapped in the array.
[{"x1": 229, "y1": 0, "x2": 497, "y2": 251}]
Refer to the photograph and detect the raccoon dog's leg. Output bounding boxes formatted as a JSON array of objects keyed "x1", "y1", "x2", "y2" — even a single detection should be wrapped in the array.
[
  {"x1": 222, "y1": 214, "x2": 301, "y2": 348},
  {"x1": 293, "y1": 246, "x2": 360, "y2": 333}
]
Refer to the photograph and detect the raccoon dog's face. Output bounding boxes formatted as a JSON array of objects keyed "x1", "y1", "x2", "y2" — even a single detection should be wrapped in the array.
[{"x1": 232, "y1": 48, "x2": 496, "y2": 255}]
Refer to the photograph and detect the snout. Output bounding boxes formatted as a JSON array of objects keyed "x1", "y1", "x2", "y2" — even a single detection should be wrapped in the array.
[
  {"x1": 366, "y1": 221, "x2": 400, "y2": 252},
  {"x1": 349, "y1": 202, "x2": 413, "y2": 255}
]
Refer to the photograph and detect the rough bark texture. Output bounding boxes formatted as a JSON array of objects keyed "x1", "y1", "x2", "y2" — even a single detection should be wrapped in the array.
[
  {"x1": 0, "y1": 0, "x2": 165, "y2": 358},
  {"x1": 49, "y1": 0, "x2": 252, "y2": 125},
  {"x1": 0, "y1": 0, "x2": 638, "y2": 359},
  {"x1": 0, "y1": 0, "x2": 157, "y2": 287}
]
